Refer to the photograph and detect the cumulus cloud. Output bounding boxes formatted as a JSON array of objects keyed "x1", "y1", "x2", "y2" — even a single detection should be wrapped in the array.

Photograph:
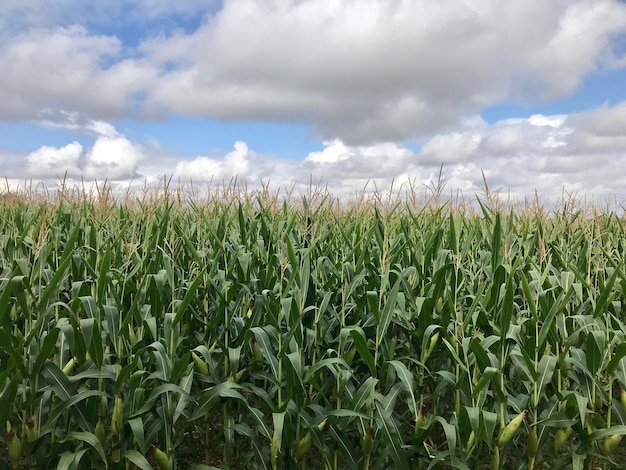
[
  {"x1": 173, "y1": 141, "x2": 258, "y2": 182},
  {"x1": 22, "y1": 117, "x2": 144, "y2": 180},
  {"x1": 25, "y1": 142, "x2": 83, "y2": 178}
]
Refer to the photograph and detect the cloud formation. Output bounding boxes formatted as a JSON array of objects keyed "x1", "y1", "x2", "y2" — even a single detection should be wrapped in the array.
[
  {"x1": 2, "y1": 1, "x2": 626, "y2": 143},
  {"x1": 5, "y1": 100, "x2": 624, "y2": 202},
  {"x1": 22, "y1": 116, "x2": 144, "y2": 180},
  {"x1": 2, "y1": 1, "x2": 626, "y2": 202}
]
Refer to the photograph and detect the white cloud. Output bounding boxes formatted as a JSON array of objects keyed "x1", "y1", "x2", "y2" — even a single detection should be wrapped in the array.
[
  {"x1": 84, "y1": 136, "x2": 143, "y2": 180},
  {"x1": 22, "y1": 118, "x2": 144, "y2": 180},
  {"x1": 143, "y1": 0, "x2": 626, "y2": 143},
  {"x1": 8, "y1": 100, "x2": 626, "y2": 201},
  {"x1": 25, "y1": 142, "x2": 83, "y2": 178},
  {"x1": 173, "y1": 141, "x2": 257, "y2": 182},
  {"x1": 0, "y1": 26, "x2": 156, "y2": 120},
  {"x1": 2, "y1": 1, "x2": 626, "y2": 144}
]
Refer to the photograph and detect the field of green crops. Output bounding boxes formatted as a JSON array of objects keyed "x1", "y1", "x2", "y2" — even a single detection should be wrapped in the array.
[{"x1": 2, "y1": 189, "x2": 626, "y2": 469}]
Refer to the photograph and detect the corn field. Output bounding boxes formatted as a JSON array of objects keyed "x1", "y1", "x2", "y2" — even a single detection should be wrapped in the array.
[{"x1": 2, "y1": 189, "x2": 626, "y2": 469}]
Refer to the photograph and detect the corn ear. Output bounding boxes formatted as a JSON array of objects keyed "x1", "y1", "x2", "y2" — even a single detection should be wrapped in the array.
[
  {"x1": 621, "y1": 388, "x2": 626, "y2": 416},
  {"x1": 6, "y1": 428, "x2": 22, "y2": 462},
  {"x1": 111, "y1": 391, "x2": 124, "y2": 435},
  {"x1": 235, "y1": 367, "x2": 249, "y2": 382},
  {"x1": 227, "y1": 367, "x2": 249, "y2": 383},
  {"x1": 294, "y1": 431, "x2": 312, "y2": 461},
  {"x1": 128, "y1": 324, "x2": 136, "y2": 347},
  {"x1": 602, "y1": 434, "x2": 622, "y2": 455},
  {"x1": 389, "y1": 336, "x2": 398, "y2": 360},
  {"x1": 95, "y1": 415, "x2": 105, "y2": 444},
  {"x1": 271, "y1": 433, "x2": 280, "y2": 469},
  {"x1": 252, "y1": 340, "x2": 264, "y2": 367},
  {"x1": 342, "y1": 346, "x2": 357, "y2": 366},
  {"x1": 415, "y1": 404, "x2": 428, "y2": 430},
  {"x1": 553, "y1": 426, "x2": 573, "y2": 453},
  {"x1": 464, "y1": 431, "x2": 475, "y2": 453},
  {"x1": 62, "y1": 356, "x2": 76, "y2": 375},
  {"x1": 593, "y1": 397, "x2": 602, "y2": 412},
  {"x1": 149, "y1": 445, "x2": 173, "y2": 470},
  {"x1": 496, "y1": 409, "x2": 528, "y2": 448},
  {"x1": 295, "y1": 418, "x2": 328, "y2": 460},
  {"x1": 25, "y1": 418, "x2": 38, "y2": 443},
  {"x1": 317, "y1": 418, "x2": 330, "y2": 432},
  {"x1": 192, "y1": 351, "x2": 209, "y2": 376},
  {"x1": 422, "y1": 332, "x2": 439, "y2": 363}
]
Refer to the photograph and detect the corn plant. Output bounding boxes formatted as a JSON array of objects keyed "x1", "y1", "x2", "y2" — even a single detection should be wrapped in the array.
[{"x1": 1, "y1": 187, "x2": 626, "y2": 469}]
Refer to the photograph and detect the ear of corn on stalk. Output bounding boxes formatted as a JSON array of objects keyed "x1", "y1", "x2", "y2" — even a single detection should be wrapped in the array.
[
  {"x1": 25, "y1": 418, "x2": 38, "y2": 443},
  {"x1": 422, "y1": 332, "x2": 439, "y2": 364},
  {"x1": 496, "y1": 410, "x2": 528, "y2": 448},
  {"x1": 553, "y1": 427, "x2": 573, "y2": 453},
  {"x1": 5, "y1": 426, "x2": 22, "y2": 462},
  {"x1": 95, "y1": 415, "x2": 105, "y2": 444},
  {"x1": 602, "y1": 434, "x2": 622, "y2": 455},
  {"x1": 111, "y1": 391, "x2": 124, "y2": 436},
  {"x1": 342, "y1": 346, "x2": 357, "y2": 366},
  {"x1": 149, "y1": 444, "x2": 173, "y2": 470},
  {"x1": 62, "y1": 356, "x2": 76, "y2": 375},
  {"x1": 192, "y1": 351, "x2": 209, "y2": 376}
]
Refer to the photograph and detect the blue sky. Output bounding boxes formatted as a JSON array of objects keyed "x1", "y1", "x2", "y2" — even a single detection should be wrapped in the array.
[{"x1": 2, "y1": 1, "x2": 626, "y2": 201}]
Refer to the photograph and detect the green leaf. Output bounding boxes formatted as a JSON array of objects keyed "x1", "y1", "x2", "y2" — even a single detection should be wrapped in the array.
[
  {"x1": 536, "y1": 355, "x2": 557, "y2": 398},
  {"x1": 608, "y1": 343, "x2": 626, "y2": 375},
  {"x1": 472, "y1": 367, "x2": 498, "y2": 398},
  {"x1": 173, "y1": 271, "x2": 204, "y2": 327},
  {"x1": 377, "y1": 277, "x2": 401, "y2": 345},
  {"x1": 64, "y1": 431, "x2": 107, "y2": 466},
  {"x1": 191, "y1": 382, "x2": 244, "y2": 421},
  {"x1": 594, "y1": 266, "x2": 619, "y2": 317},
  {"x1": 349, "y1": 328, "x2": 376, "y2": 376},
  {"x1": 388, "y1": 360, "x2": 418, "y2": 418},
  {"x1": 586, "y1": 331, "x2": 605, "y2": 375},
  {"x1": 375, "y1": 401, "x2": 409, "y2": 470},
  {"x1": 251, "y1": 327, "x2": 279, "y2": 380},
  {"x1": 123, "y1": 449, "x2": 153, "y2": 470}
]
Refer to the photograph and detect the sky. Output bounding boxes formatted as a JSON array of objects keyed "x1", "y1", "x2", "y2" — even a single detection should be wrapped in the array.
[{"x1": 2, "y1": 0, "x2": 626, "y2": 204}]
